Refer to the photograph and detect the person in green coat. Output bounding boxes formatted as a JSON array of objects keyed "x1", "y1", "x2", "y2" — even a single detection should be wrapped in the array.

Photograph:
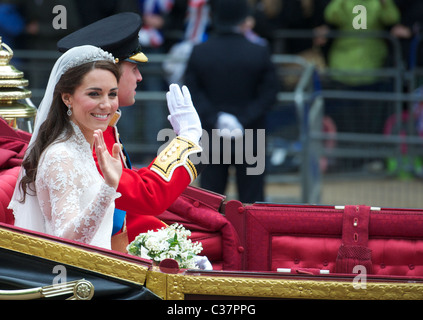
[
  {"x1": 324, "y1": 0, "x2": 400, "y2": 136},
  {"x1": 325, "y1": 0, "x2": 400, "y2": 86}
]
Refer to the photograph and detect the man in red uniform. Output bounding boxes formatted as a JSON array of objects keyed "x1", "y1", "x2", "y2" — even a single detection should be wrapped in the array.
[{"x1": 58, "y1": 12, "x2": 204, "y2": 249}]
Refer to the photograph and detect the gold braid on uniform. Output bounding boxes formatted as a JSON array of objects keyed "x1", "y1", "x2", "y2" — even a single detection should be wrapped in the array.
[{"x1": 151, "y1": 136, "x2": 202, "y2": 183}]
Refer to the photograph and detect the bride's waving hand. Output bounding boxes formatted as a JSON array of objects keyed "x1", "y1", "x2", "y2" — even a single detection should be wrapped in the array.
[{"x1": 94, "y1": 129, "x2": 122, "y2": 190}]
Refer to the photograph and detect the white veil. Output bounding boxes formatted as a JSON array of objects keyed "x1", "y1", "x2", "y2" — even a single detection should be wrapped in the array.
[{"x1": 8, "y1": 45, "x2": 115, "y2": 232}]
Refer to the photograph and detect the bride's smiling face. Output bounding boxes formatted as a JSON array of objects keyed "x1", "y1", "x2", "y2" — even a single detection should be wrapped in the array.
[{"x1": 62, "y1": 68, "x2": 119, "y2": 144}]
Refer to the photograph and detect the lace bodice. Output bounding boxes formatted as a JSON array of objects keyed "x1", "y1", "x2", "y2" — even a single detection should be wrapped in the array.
[{"x1": 35, "y1": 122, "x2": 120, "y2": 249}]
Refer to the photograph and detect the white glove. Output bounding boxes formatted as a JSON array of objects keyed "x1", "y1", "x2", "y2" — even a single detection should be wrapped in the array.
[
  {"x1": 166, "y1": 84, "x2": 202, "y2": 144},
  {"x1": 194, "y1": 255, "x2": 213, "y2": 270},
  {"x1": 216, "y1": 112, "x2": 244, "y2": 139}
]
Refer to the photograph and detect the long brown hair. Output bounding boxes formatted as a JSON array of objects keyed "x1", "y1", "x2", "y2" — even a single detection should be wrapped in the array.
[{"x1": 19, "y1": 60, "x2": 120, "y2": 201}]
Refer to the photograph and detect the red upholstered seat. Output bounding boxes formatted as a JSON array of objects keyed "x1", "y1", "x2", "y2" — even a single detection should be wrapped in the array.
[
  {"x1": 0, "y1": 166, "x2": 20, "y2": 224},
  {"x1": 0, "y1": 118, "x2": 31, "y2": 225},
  {"x1": 225, "y1": 201, "x2": 423, "y2": 279}
]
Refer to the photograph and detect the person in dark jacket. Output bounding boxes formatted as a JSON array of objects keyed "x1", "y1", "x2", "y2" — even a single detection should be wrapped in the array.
[{"x1": 185, "y1": 0, "x2": 279, "y2": 203}]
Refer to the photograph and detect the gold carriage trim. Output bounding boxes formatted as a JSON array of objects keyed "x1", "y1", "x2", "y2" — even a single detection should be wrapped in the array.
[
  {"x1": 151, "y1": 136, "x2": 202, "y2": 183},
  {"x1": 0, "y1": 227, "x2": 149, "y2": 285},
  {"x1": 146, "y1": 271, "x2": 423, "y2": 300}
]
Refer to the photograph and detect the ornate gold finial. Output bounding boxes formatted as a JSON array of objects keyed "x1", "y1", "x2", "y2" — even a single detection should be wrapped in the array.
[
  {"x1": 0, "y1": 36, "x2": 24, "y2": 79},
  {"x1": 0, "y1": 36, "x2": 36, "y2": 132}
]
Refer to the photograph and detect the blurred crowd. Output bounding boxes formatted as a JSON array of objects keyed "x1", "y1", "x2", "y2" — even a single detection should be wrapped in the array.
[
  {"x1": 2, "y1": 0, "x2": 423, "y2": 68},
  {"x1": 2, "y1": 0, "x2": 423, "y2": 141}
]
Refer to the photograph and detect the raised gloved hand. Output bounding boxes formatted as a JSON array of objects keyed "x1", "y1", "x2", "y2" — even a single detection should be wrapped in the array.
[
  {"x1": 216, "y1": 112, "x2": 244, "y2": 139},
  {"x1": 194, "y1": 255, "x2": 213, "y2": 270},
  {"x1": 166, "y1": 84, "x2": 202, "y2": 144}
]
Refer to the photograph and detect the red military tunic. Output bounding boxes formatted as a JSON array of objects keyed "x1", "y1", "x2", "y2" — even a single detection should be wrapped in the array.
[{"x1": 93, "y1": 111, "x2": 201, "y2": 243}]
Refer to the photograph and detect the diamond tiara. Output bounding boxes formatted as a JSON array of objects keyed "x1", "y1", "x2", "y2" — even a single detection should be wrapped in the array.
[{"x1": 62, "y1": 49, "x2": 115, "y2": 74}]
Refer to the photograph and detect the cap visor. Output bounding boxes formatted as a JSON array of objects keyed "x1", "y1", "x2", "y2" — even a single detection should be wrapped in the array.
[{"x1": 128, "y1": 52, "x2": 148, "y2": 63}]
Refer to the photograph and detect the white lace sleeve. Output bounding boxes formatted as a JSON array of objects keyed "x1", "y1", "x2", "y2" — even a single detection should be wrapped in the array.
[{"x1": 36, "y1": 146, "x2": 119, "y2": 244}]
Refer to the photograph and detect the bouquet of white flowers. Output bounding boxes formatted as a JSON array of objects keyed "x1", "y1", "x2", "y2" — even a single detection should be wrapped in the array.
[{"x1": 126, "y1": 223, "x2": 203, "y2": 269}]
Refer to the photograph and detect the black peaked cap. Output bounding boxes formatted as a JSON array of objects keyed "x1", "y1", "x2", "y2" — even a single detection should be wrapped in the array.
[{"x1": 57, "y1": 12, "x2": 147, "y2": 63}]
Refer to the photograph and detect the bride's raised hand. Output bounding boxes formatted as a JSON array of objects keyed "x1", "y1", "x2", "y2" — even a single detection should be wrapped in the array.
[{"x1": 94, "y1": 129, "x2": 122, "y2": 190}]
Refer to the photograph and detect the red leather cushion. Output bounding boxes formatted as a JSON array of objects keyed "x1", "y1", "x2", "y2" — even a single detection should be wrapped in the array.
[
  {"x1": 0, "y1": 117, "x2": 30, "y2": 225},
  {"x1": 370, "y1": 239, "x2": 423, "y2": 276},
  {"x1": 270, "y1": 237, "x2": 423, "y2": 277},
  {"x1": 190, "y1": 231, "x2": 223, "y2": 260},
  {"x1": 271, "y1": 236, "x2": 340, "y2": 272},
  {"x1": 0, "y1": 166, "x2": 20, "y2": 224}
]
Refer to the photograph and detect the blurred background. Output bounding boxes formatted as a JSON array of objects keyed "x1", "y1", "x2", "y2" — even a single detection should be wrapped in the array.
[{"x1": 3, "y1": 0, "x2": 423, "y2": 208}]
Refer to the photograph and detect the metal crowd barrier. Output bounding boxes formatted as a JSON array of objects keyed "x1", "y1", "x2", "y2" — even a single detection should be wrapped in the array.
[{"x1": 269, "y1": 29, "x2": 423, "y2": 208}]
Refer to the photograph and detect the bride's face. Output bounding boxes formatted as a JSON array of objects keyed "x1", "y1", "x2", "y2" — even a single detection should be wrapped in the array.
[{"x1": 63, "y1": 68, "x2": 119, "y2": 143}]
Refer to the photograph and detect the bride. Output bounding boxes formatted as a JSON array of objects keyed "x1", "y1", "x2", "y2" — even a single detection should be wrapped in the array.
[{"x1": 8, "y1": 45, "x2": 123, "y2": 249}]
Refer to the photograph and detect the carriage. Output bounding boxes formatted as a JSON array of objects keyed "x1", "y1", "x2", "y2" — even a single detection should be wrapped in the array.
[{"x1": 1, "y1": 38, "x2": 423, "y2": 301}]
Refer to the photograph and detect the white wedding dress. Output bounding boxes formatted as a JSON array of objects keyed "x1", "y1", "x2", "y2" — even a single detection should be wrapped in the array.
[
  {"x1": 8, "y1": 45, "x2": 120, "y2": 250},
  {"x1": 11, "y1": 122, "x2": 119, "y2": 249}
]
